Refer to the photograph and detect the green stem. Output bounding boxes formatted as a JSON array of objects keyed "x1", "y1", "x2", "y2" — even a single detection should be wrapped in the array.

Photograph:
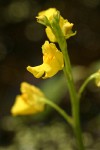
[
  {"x1": 41, "y1": 97, "x2": 73, "y2": 126},
  {"x1": 51, "y1": 20, "x2": 84, "y2": 150},
  {"x1": 78, "y1": 73, "x2": 98, "y2": 100}
]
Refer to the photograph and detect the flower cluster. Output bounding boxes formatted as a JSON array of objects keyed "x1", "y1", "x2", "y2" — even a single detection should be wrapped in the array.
[
  {"x1": 11, "y1": 8, "x2": 75, "y2": 116},
  {"x1": 27, "y1": 8, "x2": 75, "y2": 79}
]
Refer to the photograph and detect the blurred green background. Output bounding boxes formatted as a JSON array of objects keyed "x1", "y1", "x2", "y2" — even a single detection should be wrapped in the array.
[{"x1": 0, "y1": 0, "x2": 100, "y2": 149}]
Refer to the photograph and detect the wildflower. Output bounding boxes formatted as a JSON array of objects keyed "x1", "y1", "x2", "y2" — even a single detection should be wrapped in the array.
[
  {"x1": 27, "y1": 41, "x2": 64, "y2": 79},
  {"x1": 95, "y1": 70, "x2": 100, "y2": 87},
  {"x1": 11, "y1": 82, "x2": 45, "y2": 116},
  {"x1": 37, "y1": 8, "x2": 76, "y2": 42}
]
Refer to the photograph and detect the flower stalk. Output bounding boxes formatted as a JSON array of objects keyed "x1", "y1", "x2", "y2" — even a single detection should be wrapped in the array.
[
  {"x1": 40, "y1": 97, "x2": 73, "y2": 126},
  {"x1": 49, "y1": 14, "x2": 84, "y2": 150},
  {"x1": 78, "y1": 71, "x2": 100, "y2": 100}
]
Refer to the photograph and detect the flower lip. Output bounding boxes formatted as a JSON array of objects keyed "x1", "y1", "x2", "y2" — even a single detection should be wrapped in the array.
[{"x1": 27, "y1": 41, "x2": 64, "y2": 79}]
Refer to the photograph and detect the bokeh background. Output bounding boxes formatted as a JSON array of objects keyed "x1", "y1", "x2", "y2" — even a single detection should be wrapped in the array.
[{"x1": 0, "y1": 0, "x2": 100, "y2": 149}]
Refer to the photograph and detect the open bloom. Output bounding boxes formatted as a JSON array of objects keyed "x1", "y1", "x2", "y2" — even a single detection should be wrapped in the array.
[
  {"x1": 27, "y1": 41, "x2": 64, "y2": 79},
  {"x1": 37, "y1": 8, "x2": 76, "y2": 42},
  {"x1": 11, "y1": 82, "x2": 45, "y2": 116}
]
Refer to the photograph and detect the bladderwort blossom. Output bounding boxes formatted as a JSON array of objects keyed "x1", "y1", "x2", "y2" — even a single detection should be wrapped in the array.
[
  {"x1": 11, "y1": 82, "x2": 45, "y2": 116},
  {"x1": 36, "y1": 8, "x2": 76, "y2": 42},
  {"x1": 27, "y1": 41, "x2": 64, "y2": 79}
]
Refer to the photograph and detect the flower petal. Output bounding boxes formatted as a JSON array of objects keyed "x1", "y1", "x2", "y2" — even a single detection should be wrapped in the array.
[
  {"x1": 11, "y1": 95, "x2": 38, "y2": 116},
  {"x1": 27, "y1": 65, "x2": 44, "y2": 78},
  {"x1": 45, "y1": 27, "x2": 56, "y2": 42},
  {"x1": 37, "y1": 8, "x2": 57, "y2": 21}
]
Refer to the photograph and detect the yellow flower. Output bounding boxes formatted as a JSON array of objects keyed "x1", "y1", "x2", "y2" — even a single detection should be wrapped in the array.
[
  {"x1": 37, "y1": 8, "x2": 76, "y2": 42},
  {"x1": 27, "y1": 41, "x2": 64, "y2": 79},
  {"x1": 11, "y1": 82, "x2": 45, "y2": 116}
]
